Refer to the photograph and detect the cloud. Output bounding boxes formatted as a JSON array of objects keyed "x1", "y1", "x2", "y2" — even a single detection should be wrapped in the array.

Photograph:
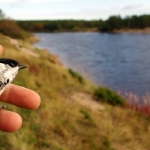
[
  {"x1": 123, "y1": 4, "x2": 143, "y2": 10},
  {"x1": 28, "y1": 0, "x2": 73, "y2": 2},
  {"x1": 0, "y1": 0, "x2": 74, "y2": 4},
  {"x1": 0, "y1": 0, "x2": 18, "y2": 3}
]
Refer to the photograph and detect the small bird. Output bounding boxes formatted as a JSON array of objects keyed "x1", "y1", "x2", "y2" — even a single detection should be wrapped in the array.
[{"x1": 0, "y1": 58, "x2": 27, "y2": 109}]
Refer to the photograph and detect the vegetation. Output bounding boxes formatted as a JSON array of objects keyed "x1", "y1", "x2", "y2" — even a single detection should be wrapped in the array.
[
  {"x1": 17, "y1": 19, "x2": 100, "y2": 32},
  {"x1": 0, "y1": 9, "x2": 5, "y2": 20},
  {"x1": 0, "y1": 31, "x2": 150, "y2": 149},
  {"x1": 16, "y1": 14, "x2": 150, "y2": 33},
  {"x1": 100, "y1": 15, "x2": 150, "y2": 32},
  {"x1": 0, "y1": 19, "x2": 31, "y2": 39},
  {"x1": 94, "y1": 86, "x2": 125, "y2": 106},
  {"x1": 1, "y1": 9, "x2": 150, "y2": 34},
  {"x1": 68, "y1": 69, "x2": 84, "y2": 84},
  {"x1": 0, "y1": 10, "x2": 30, "y2": 39}
]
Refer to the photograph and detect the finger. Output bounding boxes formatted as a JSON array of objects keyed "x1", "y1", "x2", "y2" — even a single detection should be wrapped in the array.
[
  {"x1": 0, "y1": 110, "x2": 22, "y2": 132},
  {"x1": 0, "y1": 45, "x2": 3, "y2": 56},
  {"x1": 0, "y1": 84, "x2": 41, "y2": 110}
]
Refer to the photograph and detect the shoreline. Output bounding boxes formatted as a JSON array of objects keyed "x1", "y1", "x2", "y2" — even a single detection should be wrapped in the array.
[
  {"x1": 32, "y1": 35, "x2": 63, "y2": 66},
  {"x1": 32, "y1": 28, "x2": 150, "y2": 35},
  {"x1": 111, "y1": 27, "x2": 150, "y2": 34},
  {"x1": 32, "y1": 32, "x2": 150, "y2": 98}
]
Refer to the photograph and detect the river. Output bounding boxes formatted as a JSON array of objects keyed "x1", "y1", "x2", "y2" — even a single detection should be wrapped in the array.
[{"x1": 34, "y1": 32, "x2": 150, "y2": 98}]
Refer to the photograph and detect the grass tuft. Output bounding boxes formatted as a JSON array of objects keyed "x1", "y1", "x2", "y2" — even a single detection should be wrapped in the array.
[
  {"x1": 94, "y1": 86, "x2": 125, "y2": 106},
  {"x1": 68, "y1": 68, "x2": 84, "y2": 84}
]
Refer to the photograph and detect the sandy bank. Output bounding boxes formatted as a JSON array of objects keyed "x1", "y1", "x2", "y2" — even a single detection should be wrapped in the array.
[{"x1": 112, "y1": 27, "x2": 150, "y2": 34}]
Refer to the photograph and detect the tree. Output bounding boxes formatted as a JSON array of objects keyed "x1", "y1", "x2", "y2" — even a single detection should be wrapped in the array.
[{"x1": 0, "y1": 9, "x2": 5, "y2": 20}]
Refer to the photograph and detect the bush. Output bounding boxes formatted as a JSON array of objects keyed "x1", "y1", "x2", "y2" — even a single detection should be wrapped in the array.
[
  {"x1": 0, "y1": 19, "x2": 29, "y2": 39},
  {"x1": 94, "y1": 86, "x2": 125, "y2": 106}
]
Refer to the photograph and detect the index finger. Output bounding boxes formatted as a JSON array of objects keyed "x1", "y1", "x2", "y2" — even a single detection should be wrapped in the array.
[{"x1": 0, "y1": 84, "x2": 40, "y2": 109}]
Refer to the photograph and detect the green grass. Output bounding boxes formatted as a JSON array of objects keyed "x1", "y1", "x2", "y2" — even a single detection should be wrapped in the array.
[
  {"x1": 94, "y1": 86, "x2": 125, "y2": 106},
  {"x1": 68, "y1": 68, "x2": 85, "y2": 84}
]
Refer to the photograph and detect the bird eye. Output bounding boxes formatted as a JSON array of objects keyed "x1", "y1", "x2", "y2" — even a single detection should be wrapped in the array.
[
  {"x1": 10, "y1": 63, "x2": 14, "y2": 67},
  {"x1": 7, "y1": 79, "x2": 9, "y2": 83}
]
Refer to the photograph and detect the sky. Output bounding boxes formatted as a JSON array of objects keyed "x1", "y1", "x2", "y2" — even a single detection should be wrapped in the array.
[{"x1": 0, "y1": 0, "x2": 150, "y2": 20}]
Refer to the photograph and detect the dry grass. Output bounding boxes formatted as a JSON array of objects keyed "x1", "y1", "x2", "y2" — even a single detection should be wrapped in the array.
[
  {"x1": 0, "y1": 33, "x2": 150, "y2": 150},
  {"x1": 122, "y1": 91, "x2": 150, "y2": 118}
]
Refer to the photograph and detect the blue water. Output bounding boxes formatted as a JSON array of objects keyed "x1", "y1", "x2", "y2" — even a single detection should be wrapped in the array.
[{"x1": 34, "y1": 32, "x2": 150, "y2": 98}]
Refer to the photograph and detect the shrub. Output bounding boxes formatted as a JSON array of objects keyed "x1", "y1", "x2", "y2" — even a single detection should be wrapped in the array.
[
  {"x1": 68, "y1": 68, "x2": 84, "y2": 84},
  {"x1": 94, "y1": 86, "x2": 125, "y2": 106},
  {"x1": 0, "y1": 19, "x2": 30, "y2": 39}
]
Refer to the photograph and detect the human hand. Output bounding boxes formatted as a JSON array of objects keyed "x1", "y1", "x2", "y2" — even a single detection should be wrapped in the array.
[{"x1": 0, "y1": 45, "x2": 41, "y2": 132}]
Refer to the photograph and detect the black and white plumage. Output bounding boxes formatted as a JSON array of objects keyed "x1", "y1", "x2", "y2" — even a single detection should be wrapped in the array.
[{"x1": 0, "y1": 58, "x2": 26, "y2": 108}]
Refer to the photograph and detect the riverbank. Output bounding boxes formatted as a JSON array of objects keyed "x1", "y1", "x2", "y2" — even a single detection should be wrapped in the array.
[
  {"x1": 1, "y1": 33, "x2": 150, "y2": 150},
  {"x1": 111, "y1": 27, "x2": 150, "y2": 34}
]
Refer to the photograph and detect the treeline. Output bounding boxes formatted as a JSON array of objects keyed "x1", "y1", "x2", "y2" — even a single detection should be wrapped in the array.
[
  {"x1": 100, "y1": 15, "x2": 150, "y2": 32},
  {"x1": 17, "y1": 20, "x2": 100, "y2": 32},
  {"x1": 16, "y1": 14, "x2": 150, "y2": 32}
]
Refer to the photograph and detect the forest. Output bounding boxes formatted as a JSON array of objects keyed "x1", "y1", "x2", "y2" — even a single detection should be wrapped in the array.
[{"x1": 16, "y1": 15, "x2": 150, "y2": 32}]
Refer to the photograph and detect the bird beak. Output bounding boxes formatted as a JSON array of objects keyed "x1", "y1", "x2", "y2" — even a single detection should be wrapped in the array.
[{"x1": 19, "y1": 65, "x2": 27, "y2": 70}]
